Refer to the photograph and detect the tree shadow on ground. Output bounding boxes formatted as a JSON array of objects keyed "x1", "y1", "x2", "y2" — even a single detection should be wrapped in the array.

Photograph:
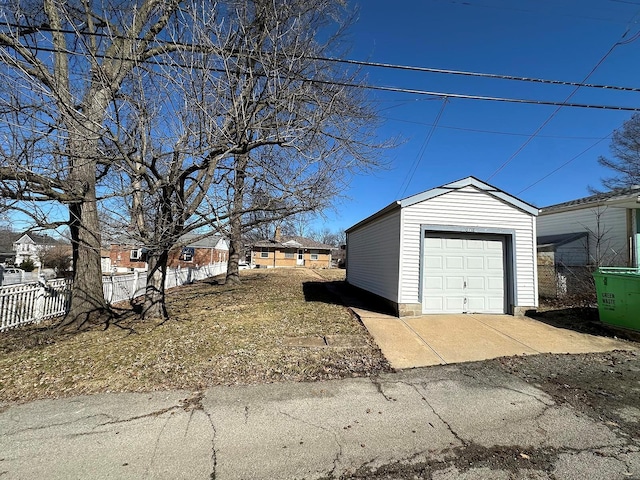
[
  {"x1": 528, "y1": 306, "x2": 640, "y2": 343},
  {"x1": 302, "y1": 281, "x2": 396, "y2": 316}
]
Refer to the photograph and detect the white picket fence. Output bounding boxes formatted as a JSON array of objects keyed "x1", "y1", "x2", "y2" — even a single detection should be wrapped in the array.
[{"x1": 0, "y1": 262, "x2": 227, "y2": 332}]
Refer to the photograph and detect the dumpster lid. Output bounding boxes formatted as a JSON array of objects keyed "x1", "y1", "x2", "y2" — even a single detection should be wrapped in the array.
[{"x1": 595, "y1": 267, "x2": 640, "y2": 276}]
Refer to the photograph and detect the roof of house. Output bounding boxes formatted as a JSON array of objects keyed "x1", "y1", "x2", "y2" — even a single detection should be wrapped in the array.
[
  {"x1": 346, "y1": 176, "x2": 538, "y2": 233},
  {"x1": 110, "y1": 231, "x2": 226, "y2": 249},
  {"x1": 253, "y1": 235, "x2": 333, "y2": 250},
  {"x1": 537, "y1": 232, "x2": 588, "y2": 251},
  {"x1": 541, "y1": 186, "x2": 640, "y2": 214},
  {"x1": 0, "y1": 230, "x2": 65, "y2": 255}
]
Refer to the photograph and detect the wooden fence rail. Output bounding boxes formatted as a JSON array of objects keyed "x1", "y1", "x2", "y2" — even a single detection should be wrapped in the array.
[{"x1": 0, "y1": 262, "x2": 227, "y2": 332}]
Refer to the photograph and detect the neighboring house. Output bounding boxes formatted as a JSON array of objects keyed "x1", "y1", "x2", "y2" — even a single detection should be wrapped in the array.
[
  {"x1": 537, "y1": 187, "x2": 640, "y2": 268},
  {"x1": 251, "y1": 229, "x2": 333, "y2": 268},
  {"x1": 6, "y1": 232, "x2": 66, "y2": 268},
  {"x1": 536, "y1": 187, "x2": 640, "y2": 298},
  {"x1": 346, "y1": 176, "x2": 539, "y2": 317},
  {"x1": 108, "y1": 233, "x2": 229, "y2": 273}
]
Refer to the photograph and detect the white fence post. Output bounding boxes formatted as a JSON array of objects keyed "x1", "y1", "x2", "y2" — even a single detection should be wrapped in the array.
[{"x1": 34, "y1": 284, "x2": 45, "y2": 323}]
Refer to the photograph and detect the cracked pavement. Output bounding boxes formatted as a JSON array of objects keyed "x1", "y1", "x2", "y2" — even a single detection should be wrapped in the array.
[{"x1": 1, "y1": 351, "x2": 639, "y2": 479}]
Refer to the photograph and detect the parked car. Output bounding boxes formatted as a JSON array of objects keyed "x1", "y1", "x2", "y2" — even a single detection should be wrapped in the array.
[
  {"x1": 0, "y1": 267, "x2": 26, "y2": 287},
  {"x1": 3, "y1": 268, "x2": 24, "y2": 275},
  {"x1": 238, "y1": 262, "x2": 251, "y2": 270}
]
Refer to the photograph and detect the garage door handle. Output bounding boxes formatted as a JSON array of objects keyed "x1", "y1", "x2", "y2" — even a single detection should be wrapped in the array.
[{"x1": 463, "y1": 280, "x2": 467, "y2": 288}]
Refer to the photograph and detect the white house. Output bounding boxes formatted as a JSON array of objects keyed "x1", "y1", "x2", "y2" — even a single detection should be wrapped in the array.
[
  {"x1": 12, "y1": 232, "x2": 64, "y2": 268},
  {"x1": 537, "y1": 187, "x2": 640, "y2": 268},
  {"x1": 346, "y1": 177, "x2": 539, "y2": 316}
]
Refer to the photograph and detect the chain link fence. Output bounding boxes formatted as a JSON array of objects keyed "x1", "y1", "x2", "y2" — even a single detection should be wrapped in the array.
[{"x1": 538, "y1": 263, "x2": 596, "y2": 302}]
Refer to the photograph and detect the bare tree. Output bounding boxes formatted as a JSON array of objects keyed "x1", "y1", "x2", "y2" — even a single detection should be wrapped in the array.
[
  {"x1": 598, "y1": 113, "x2": 640, "y2": 190},
  {"x1": 109, "y1": 0, "x2": 386, "y2": 307},
  {"x1": 1, "y1": 0, "x2": 385, "y2": 324},
  {"x1": 0, "y1": 0, "x2": 195, "y2": 328}
]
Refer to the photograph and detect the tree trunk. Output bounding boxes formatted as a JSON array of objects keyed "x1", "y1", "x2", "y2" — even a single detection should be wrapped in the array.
[
  {"x1": 226, "y1": 154, "x2": 248, "y2": 285},
  {"x1": 141, "y1": 249, "x2": 169, "y2": 321},
  {"x1": 61, "y1": 198, "x2": 108, "y2": 329},
  {"x1": 59, "y1": 114, "x2": 110, "y2": 329},
  {"x1": 226, "y1": 214, "x2": 243, "y2": 285}
]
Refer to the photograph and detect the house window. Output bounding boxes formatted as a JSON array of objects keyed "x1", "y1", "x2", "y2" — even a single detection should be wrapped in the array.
[
  {"x1": 284, "y1": 249, "x2": 295, "y2": 259},
  {"x1": 260, "y1": 247, "x2": 269, "y2": 258},
  {"x1": 180, "y1": 247, "x2": 194, "y2": 262},
  {"x1": 130, "y1": 249, "x2": 142, "y2": 261},
  {"x1": 310, "y1": 249, "x2": 319, "y2": 261}
]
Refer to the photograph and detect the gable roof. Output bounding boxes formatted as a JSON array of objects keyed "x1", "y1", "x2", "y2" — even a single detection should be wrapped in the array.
[
  {"x1": 109, "y1": 231, "x2": 227, "y2": 249},
  {"x1": 253, "y1": 235, "x2": 333, "y2": 250},
  {"x1": 346, "y1": 176, "x2": 538, "y2": 233},
  {"x1": 541, "y1": 186, "x2": 640, "y2": 214}
]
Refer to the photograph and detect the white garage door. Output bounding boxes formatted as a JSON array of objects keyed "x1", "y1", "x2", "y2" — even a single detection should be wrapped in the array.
[{"x1": 423, "y1": 234, "x2": 506, "y2": 314}]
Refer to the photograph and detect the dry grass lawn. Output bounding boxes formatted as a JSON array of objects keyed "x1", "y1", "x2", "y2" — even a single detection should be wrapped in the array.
[{"x1": 0, "y1": 268, "x2": 390, "y2": 403}]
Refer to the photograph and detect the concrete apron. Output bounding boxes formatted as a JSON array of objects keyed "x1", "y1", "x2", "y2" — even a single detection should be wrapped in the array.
[{"x1": 353, "y1": 309, "x2": 633, "y2": 369}]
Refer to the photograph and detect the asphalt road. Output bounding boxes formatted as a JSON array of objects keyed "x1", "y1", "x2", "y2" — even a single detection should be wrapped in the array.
[{"x1": 1, "y1": 350, "x2": 639, "y2": 479}]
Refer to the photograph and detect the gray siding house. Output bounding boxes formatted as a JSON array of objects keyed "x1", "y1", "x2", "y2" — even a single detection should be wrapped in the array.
[
  {"x1": 537, "y1": 187, "x2": 640, "y2": 268},
  {"x1": 346, "y1": 177, "x2": 539, "y2": 316}
]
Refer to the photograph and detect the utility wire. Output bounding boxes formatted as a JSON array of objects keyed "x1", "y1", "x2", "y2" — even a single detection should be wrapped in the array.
[
  {"x1": 517, "y1": 137, "x2": 609, "y2": 195},
  {"x1": 307, "y1": 56, "x2": 640, "y2": 93},
  {"x1": 397, "y1": 97, "x2": 448, "y2": 199},
  {"x1": 486, "y1": 16, "x2": 640, "y2": 181},
  {"x1": 3, "y1": 39, "x2": 640, "y2": 111},
  {"x1": 381, "y1": 115, "x2": 612, "y2": 140},
  {"x1": 3, "y1": 21, "x2": 640, "y2": 93}
]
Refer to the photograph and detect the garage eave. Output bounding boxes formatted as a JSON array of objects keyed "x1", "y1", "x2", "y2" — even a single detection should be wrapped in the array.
[{"x1": 345, "y1": 201, "x2": 401, "y2": 233}]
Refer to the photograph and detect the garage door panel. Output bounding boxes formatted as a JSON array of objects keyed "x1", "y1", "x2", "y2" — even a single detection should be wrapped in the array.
[
  {"x1": 423, "y1": 234, "x2": 506, "y2": 314},
  {"x1": 445, "y1": 238, "x2": 464, "y2": 249},
  {"x1": 446, "y1": 256, "x2": 464, "y2": 269},
  {"x1": 446, "y1": 276, "x2": 465, "y2": 290},
  {"x1": 466, "y1": 276, "x2": 485, "y2": 289},
  {"x1": 424, "y1": 276, "x2": 443, "y2": 289},
  {"x1": 466, "y1": 238, "x2": 485, "y2": 248},
  {"x1": 467, "y1": 297, "x2": 486, "y2": 311},
  {"x1": 423, "y1": 297, "x2": 444, "y2": 311},
  {"x1": 466, "y1": 256, "x2": 485, "y2": 269},
  {"x1": 487, "y1": 257, "x2": 504, "y2": 270},
  {"x1": 445, "y1": 297, "x2": 465, "y2": 311},
  {"x1": 424, "y1": 256, "x2": 443, "y2": 269}
]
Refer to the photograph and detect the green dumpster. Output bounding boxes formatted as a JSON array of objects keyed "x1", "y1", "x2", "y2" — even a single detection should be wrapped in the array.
[{"x1": 593, "y1": 267, "x2": 640, "y2": 331}]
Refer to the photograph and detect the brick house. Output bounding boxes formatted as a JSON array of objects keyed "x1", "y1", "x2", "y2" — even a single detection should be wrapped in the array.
[
  {"x1": 250, "y1": 229, "x2": 333, "y2": 268},
  {"x1": 109, "y1": 233, "x2": 228, "y2": 273}
]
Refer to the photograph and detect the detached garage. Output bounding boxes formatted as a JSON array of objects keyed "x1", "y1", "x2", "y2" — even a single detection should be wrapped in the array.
[{"x1": 345, "y1": 177, "x2": 539, "y2": 316}]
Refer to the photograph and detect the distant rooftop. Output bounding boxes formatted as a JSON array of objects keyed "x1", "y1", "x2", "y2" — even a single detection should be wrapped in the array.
[{"x1": 541, "y1": 186, "x2": 640, "y2": 213}]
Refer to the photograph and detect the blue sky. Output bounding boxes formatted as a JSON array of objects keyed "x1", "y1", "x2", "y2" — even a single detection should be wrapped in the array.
[{"x1": 316, "y1": 0, "x2": 640, "y2": 233}]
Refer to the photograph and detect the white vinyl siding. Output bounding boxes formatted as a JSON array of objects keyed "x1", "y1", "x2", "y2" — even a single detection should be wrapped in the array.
[
  {"x1": 400, "y1": 186, "x2": 537, "y2": 308},
  {"x1": 537, "y1": 206, "x2": 629, "y2": 266},
  {"x1": 347, "y1": 210, "x2": 401, "y2": 302}
]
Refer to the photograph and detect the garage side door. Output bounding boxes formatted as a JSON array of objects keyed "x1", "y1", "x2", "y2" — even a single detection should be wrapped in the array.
[{"x1": 423, "y1": 234, "x2": 506, "y2": 314}]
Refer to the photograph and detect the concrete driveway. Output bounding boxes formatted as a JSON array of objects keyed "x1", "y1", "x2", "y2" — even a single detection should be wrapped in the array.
[{"x1": 352, "y1": 308, "x2": 633, "y2": 369}]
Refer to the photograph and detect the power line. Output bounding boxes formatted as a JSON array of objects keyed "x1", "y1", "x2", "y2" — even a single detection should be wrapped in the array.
[
  {"x1": 4, "y1": 21, "x2": 640, "y2": 93},
  {"x1": 3, "y1": 39, "x2": 640, "y2": 112},
  {"x1": 309, "y1": 56, "x2": 640, "y2": 93},
  {"x1": 486, "y1": 9, "x2": 640, "y2": 181},
  {"x1": 380, "y1": 115, "x2": 613, "y2": 140},
  {"x1": 397, "y1": 98, "x2": 448, "y2": 199},
  {"x1": 517, "y1": 137, "x2": 610, "y2": 195}
]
